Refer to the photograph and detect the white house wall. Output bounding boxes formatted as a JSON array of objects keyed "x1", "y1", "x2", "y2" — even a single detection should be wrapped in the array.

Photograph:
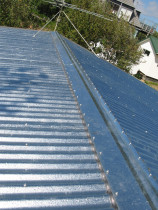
[{"x1": 131, "y1": 40, "x2": 158, "y2": 80}]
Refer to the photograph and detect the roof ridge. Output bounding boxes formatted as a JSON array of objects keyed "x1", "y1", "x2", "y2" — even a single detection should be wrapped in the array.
[{"x1": 55, "y1": 32, "x2": 158, "y2": 208}]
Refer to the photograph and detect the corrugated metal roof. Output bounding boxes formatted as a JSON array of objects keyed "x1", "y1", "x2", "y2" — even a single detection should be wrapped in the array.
[
  {"x1": 0, "y1": 27, "x2": 115, "y2": 209},
  {"x1": 0, "y1": 26, "x2": 156, "y2": 210},
  {"x1": 62, "y1": 34, "x2": 158, "y2": 209},
  {"x1": 150, "y1": 36, "x2": 158, "y2": 54}
]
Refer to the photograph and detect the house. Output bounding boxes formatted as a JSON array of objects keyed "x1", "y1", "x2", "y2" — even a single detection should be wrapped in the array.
[
  {"x1": 108, "y1": 0, "x2": 157, "y2": 35},
  {"x1": 131, "y1": 36, "x2": 158, "y2": 81},
  {"x1": 109, "y1": 0, "x2": 142, "y2": 30},
  {"x1": 0, "y1": 26, "x2": 158, "y2": 209}
]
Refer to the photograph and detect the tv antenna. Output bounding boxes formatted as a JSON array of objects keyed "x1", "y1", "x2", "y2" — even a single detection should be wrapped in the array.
[
  {"x1": 33, "y1": 0, "x2": 113, "y2": 56},
  {"x1": 44, "y1": 0, "x2": 113, "y2": 21}
]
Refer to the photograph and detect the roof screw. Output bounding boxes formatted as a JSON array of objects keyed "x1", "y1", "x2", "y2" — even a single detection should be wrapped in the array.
[
  {"x1": 138, "y1": 157, "x2": 141, "y2": 160},
  {"x1": 106, "y1": 170, "x2": 109, "y2": 175},
  {"x1": 87, "y1": 124, "x2": 90, "y2": 127},
  {"x1": 80, "y1": 104, "x2": 82, "y2": 106},
  {"x1": 111, "y1": 198, "x2": 117, "y2": 207},
  {"x1": 122, "y1": 130, "x2": 124, "y2": 134},
  {"x1": 98, "y1": 163, "x2": 102, "y2": 170},
  {"x1": 93, "y1": 137, "x2": 95, "y2": 140},
  {"x1": 115, "y1": 192, "x2": 118, "y2": 197},
  {"x1": 92, "y1": 147, "x2": 95, "y2": 152},
  {"x1": 129, "y1": 142, "x2": 132, "y2": 145},
  {"x1": 77, "y1": 96, "x2": 78, "y2": 98},
  {"x1": 149, "y1": 174, "x2": 152, "y2": 177},
  {"x1": 106, "y1": 184, "x2": 111, "y2": 193}
]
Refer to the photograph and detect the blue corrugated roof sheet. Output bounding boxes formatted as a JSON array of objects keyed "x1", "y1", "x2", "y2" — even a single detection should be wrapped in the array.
[
  {"x1": 0, "y1": 27, "x2": 156, "y2": 209},
  {"x1": 0, "y1": 27, "x2": 114, "y2": 210},
  {"x1": 61, "y1": 33, "x2": 158, "y2": 209}
]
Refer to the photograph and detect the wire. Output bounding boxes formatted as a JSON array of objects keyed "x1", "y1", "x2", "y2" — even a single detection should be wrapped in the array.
[
  {"x1": 54, "y1": 9, "x2": 63, "y2": 31},
  {"x1": 62, "y1": 11, "x2": 98, "y2": 56},
  {"x1": 33, "y1": 0, "x2": 105, "y2": 56},
  {"x1": 33, "y1": 11, "x2": 60, "y2": 37}
]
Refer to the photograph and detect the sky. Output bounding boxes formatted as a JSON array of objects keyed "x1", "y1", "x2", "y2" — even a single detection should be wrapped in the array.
[{"x1": 134, "y1": 0, "x2": 158, "y2": 28}]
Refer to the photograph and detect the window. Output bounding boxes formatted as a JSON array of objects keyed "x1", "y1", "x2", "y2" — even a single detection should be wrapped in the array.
[
  {"x1": 118, "y1": 7, "x2": 132, "y2": 21},
  {"x1": 143, "y1": 49, "x2": 150, "y2": 56}
]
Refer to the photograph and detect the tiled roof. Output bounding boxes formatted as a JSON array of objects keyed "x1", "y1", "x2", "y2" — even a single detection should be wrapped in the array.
[{"x1": 0, "y1": 26, "x2": 156, "y2": 209}]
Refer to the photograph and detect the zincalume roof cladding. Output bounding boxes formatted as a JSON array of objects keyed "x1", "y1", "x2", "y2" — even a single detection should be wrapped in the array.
[
  {"x1": 64, "y1": 36, "x2": 158, "y2": 185},
  {"x1": 0, "y1": 27, "x2": 115, "y2": 210},
  {"x1": 0, "y1": 26, "x2": 157, "y2": 209}
]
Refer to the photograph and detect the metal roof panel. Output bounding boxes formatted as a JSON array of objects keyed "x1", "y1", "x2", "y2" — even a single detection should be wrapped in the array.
[
  {"x1": 0, "y1": 27, "x2": 114, "y2": 210},
  {"x1": 62, "y1": 33, "x2": 158, "y2": 209},
  {"x1": 0, "y1": 26, "x2": 155, "y2": 209}
]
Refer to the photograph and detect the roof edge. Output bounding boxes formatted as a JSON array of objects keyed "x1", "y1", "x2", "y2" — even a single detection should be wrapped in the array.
[
  {"x1": 150, "y1": 36, "x2": 158, "y2": 54},
  {"x1": 139, "y1": 36, "x2": 158, "y2": 55},
  {"x1": 139, "y1": 37, "x2": 150, "y2": 45},
  {"x1": 55, "y1": 31, "x2": 158, "y2": 209}
]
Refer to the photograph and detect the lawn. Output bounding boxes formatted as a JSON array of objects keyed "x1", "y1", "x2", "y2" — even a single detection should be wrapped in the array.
[{"x1": 145, "y1": 81, "x2": 158, "y2": 91}]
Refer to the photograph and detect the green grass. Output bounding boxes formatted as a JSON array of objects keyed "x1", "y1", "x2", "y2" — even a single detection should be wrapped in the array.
[{"x1": 145, "y1": 81, "x2": 158, "y2": 91}]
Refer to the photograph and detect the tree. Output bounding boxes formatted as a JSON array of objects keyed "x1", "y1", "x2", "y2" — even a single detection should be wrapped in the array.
[
  {"x1": 57, "y1": 0, "x2": 142, "y2": 71},
  {"x1": 153, "y1": 31, "x2": 158, "y2": 38},
  {"x1": 0, "y1": 0, "x2": 58, "y2": 29},
  {"x1": 0, "y1": 0, "x2": 142, "y2": 71},
  {"x1": 136, "y1": 31, "x2": 147, "y2": 42},
  {"x1": 0, "y1": 0, "x2": 40, "y2": 28}
]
